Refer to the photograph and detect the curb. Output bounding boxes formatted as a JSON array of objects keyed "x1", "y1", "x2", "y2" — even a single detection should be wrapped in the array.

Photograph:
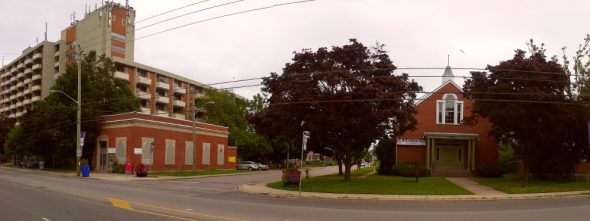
[{"x1": 238, "y1": 182, "x2": 590, "y2": 201}]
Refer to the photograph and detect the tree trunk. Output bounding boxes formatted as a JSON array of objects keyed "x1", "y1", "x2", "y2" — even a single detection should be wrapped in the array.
[
  {"x1": 337, "y1": 159, "x2": 343, "y2": 175},
  {"x1": 343, "y1": 157, "x2": 352, "y2": 181}
]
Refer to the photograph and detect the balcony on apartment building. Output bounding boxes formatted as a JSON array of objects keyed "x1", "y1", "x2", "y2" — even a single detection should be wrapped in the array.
[
  {"x1": 54, "y1": 51, "x2": 59, "y2": 57},
  {"x1": 137, "y1": 75, "x2": 151, "y2": 85},
  {"x1": 156, "y1": 81, "x2": 169, "y2": 90},
  {"x1": 31, "y1": 85, "x2": 41, "y2": 91},
  {"x1": 174, "y1": 85, "x2": 186, "y2": 94},
  {"x1": 156, "y1": 96, "x2": 169, "y2": 104},
  {"x1": 54, "y1": 62, "x2": 59, "y2": 68},
  {"x1": 25, "y1": 58, "x2": 32, "y2": 65},
  {"x1": 17, "y1": 63, "x2": 24, "y2": 70},
  {"x1": 24, "y1": 68, "x2": 32, "y2": 75},
  {"x1": 32, "y1": 73, "x2": 42, "y2": 81},
  {"x1": 172, "y1": 99, "x2": 185, "y2": 107},
  {"x1": 115, "y1": 71, "x2": 129, "y2": 81},
  {"x1": 31, "y1": 95, "x2": 41, "y2": 102},
  {"x1": 32, "y1": 53, "x2": 42, "y2": 60},
  {"x1": 32, "y1": 64, "x2": 42, "y2": 71}
]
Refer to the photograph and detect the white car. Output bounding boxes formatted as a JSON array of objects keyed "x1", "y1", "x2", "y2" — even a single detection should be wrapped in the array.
[{"x1": 237, "y1": 161, "x2": 259, "y2": 171}]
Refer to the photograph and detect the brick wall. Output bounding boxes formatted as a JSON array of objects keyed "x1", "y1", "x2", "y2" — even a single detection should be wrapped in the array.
[{"x1": 95, "y1": 113, "x2": 236, "y2": 171}]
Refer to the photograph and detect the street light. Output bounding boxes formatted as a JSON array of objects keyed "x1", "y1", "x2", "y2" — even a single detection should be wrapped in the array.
[{"x1": 192, "y1": 100, "x2": 215, "y2": 171}]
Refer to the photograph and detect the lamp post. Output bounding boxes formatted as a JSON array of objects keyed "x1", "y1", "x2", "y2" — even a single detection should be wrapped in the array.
[
  {"x1": 192, "y1": 100, "x2": 214, "y2": 171},
  {"x1": 49, "y1": 88, "x2": 81, "y2": 176}
]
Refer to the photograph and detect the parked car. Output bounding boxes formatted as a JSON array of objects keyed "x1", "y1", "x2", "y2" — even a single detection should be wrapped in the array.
[
  {"x1": 237, "y1": 161, "x2": 260, "y2": 171},
  {"x1": 256, "y1": 162, "x2": 269, "y2": 171}
]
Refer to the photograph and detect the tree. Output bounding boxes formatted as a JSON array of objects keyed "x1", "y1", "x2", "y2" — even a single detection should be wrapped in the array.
[
  {"x1": 0, "y1": 116, "x2": 16, "y2": 161},
  {"x1": 15, "y1": 51, "x2": 139, "y2": 167},
  {"x1": 464, "y1": 44, "x2": 588, "y2": 181},
  {"x1": 252, "y1": 39, "x2": 421, "y2": 181},
  {"x1": 198, "y1": 90, "x2": 272, "y2": 162}
]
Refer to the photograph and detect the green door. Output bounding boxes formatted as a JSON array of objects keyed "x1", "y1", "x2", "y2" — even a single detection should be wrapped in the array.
[{"x1": 435, "y1": 146, "x2": 463, "y2": 169}]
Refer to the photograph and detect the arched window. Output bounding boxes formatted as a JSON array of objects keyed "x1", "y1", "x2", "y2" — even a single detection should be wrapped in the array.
[{"x1": 436, "y1": 93, "x2": 463, "y2": 125}]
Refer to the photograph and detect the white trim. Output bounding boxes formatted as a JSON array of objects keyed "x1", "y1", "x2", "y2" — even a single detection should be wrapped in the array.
[
  {"x1": 415, "y1": 80, "x2": 463, "y2": 106},
  {"x1": 102, "y1": 112, "x2": 229, "y2": 129}
]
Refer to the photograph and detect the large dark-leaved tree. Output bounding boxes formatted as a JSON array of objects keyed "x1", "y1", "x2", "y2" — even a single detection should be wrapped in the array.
[
  {"x1": 17, "y1": 51, "x2": 139, "y2": 168},
  {"x1": 251, "y1": 39, "x2": 421, "y2": 181},
  {"x1": 464, "y1": 43, "x2": 588, "y2": 181}
]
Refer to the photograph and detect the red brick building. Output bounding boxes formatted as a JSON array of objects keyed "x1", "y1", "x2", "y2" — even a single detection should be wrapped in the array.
[
  {"x1": 396, "y1": 66, "x2": 499, "y2": 176},
  {"x1": 94, "y1": 112, "x2": 237, "y2": 171}
]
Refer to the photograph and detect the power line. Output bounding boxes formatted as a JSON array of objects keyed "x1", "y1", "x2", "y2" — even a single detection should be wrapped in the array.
[
  {"x1": 136, "y1": 0, "x2": 316, "y2": 40},
  {"x1": 136, "y1": 0, "x2": 246, "y2": 31},
  {"x1": 135, "y1": 0, "x2": 211, "y2": 24}
]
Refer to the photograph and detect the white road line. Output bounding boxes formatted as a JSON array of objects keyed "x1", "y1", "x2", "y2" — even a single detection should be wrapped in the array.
[
  {"x1": 41, "y1": 217, "x2": 51, "y2": 221},
  {"x1": 199, "y1": 187, "x2": 223, "y2": 191}
]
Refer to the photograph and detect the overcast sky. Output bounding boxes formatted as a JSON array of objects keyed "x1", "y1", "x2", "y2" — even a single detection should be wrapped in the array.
[{"x1": 1, "y1": 0, "x2": 589, "y2": 99}]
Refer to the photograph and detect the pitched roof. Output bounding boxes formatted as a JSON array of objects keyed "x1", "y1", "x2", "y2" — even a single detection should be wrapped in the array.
[{"x1": 414, "y1": 80, "x2": 462, "y2": 106}]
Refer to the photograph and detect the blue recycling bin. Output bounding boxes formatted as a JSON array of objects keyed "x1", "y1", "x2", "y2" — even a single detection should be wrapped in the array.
[{"x1": 81, "y1": 165, "x2": 90, "y2": 177}]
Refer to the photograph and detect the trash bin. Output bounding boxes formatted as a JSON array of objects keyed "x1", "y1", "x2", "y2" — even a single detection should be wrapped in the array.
[{"x1": 81, "y1": 165, "x2": 90, "y2": 177}]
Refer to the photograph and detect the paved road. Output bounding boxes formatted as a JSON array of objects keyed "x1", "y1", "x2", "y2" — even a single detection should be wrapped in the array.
[{"x1": 1, "y1": 167, "x2": 590, "y2": 221}]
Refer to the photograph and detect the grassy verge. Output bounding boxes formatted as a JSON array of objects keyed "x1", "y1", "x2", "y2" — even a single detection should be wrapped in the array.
[
  {"x1": 472, "y1": 175, "x2": 590, "y2": 194},
  {"x1": 150, "y1": 169, "x2": 250, "y2": 177},
  {"x1": 268, "y1": 167, "x2": 472, "y2": 195}
]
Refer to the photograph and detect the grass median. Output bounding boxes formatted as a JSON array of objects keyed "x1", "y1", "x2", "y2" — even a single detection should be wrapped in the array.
[
  {"x1": 268, "y1": 167, "x2": 472, "y2": 195},
  {"x1": 472, "y1": 175, "x2": 590, "y2": 194},
  {"x1": 150, "y1": 169, "x2": 251, "y2": 177}
]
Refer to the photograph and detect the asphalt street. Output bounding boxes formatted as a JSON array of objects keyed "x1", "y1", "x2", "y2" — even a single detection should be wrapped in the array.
[{"x1": 1, "y1": 167, "x2": 590, "y2": 221}]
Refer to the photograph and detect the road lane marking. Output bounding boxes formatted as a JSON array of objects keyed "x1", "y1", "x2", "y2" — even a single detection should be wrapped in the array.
[
  {"x1": 108, "y1": 198, "x2": 197, "y2": 221},
  {"x1": 198, "y1": 187, "x2": 223, "y2": 191},
  {"x1": 131, "y1": 200, "x2": 246, "y2": 221},
  {"x1": 41, "y1": 218, "x2": 51, "y2": 221},
  {"x1": 109, "y1": 197, "x2": 246, "y2": 221}
]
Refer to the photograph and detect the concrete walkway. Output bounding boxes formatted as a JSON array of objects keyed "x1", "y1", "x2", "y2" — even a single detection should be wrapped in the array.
[{"x1": 446, "y1": 177, "x2": 506, "y2": 195}]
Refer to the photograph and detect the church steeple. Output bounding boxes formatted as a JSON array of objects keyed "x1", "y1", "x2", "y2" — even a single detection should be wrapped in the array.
[{"x1": 442, "y1": 54, "x2": 454, "y2": 83}]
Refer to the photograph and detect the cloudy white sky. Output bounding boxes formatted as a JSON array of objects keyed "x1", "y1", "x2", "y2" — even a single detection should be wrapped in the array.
[{"x1": 1, "y1": 0, "x2": 588, "y2": 99}]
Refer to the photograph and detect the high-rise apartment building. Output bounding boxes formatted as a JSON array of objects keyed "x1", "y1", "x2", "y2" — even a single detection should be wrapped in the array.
[{"x1": 0, "y1": 2, "x2": 209, "y2": 120}]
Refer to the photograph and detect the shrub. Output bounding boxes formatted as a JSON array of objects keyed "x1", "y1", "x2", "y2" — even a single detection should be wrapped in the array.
[
  {"x1": 375, "y1": 139, "x2": 396, "y2": 175},
  {"x1": 391, "y1": 163, "x2": 431, "y2": 177},
  {"x1": 112, "y1": 160, "x2": 125, "y2": 174},
  {"x1": 474, "y1": 164, "x2": 504, "y2": 178},
  {"x1": 282, "y1": 168, "x2": 300, "y2": 186},
  {"x1": 135, "y1": 163, "x2": 148, "y2": 177}
]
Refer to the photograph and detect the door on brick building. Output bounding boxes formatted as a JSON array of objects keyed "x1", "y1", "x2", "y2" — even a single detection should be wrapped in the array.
[{"x1": 434, "y1": 143, "x2": 463, "y2": 170}]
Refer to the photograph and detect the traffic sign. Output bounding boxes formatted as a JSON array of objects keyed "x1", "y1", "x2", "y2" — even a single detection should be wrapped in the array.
[{"x1": 76, "y1": 148, "x2": 82, "y2": 157}]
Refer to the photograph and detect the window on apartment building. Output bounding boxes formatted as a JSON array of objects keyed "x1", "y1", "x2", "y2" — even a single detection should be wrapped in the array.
[
  {"x1": 157, "y1": 75, "x2": 168, "y2": 83},
  {"x1": 185, "y1": 141, "x2": 194, "y2": 165},
  {"x1": 115, "y1": 64, "x2": 125, "y2": 72},
  {"x1": 174, "y1": 94, "x2": 182, "y2": 101},
  {"x1": 436, "y1": 93, "x2": 463, "y2": 125},
  {"x1": 202, "y1": 143, "x2": 210, "y2": 165},
  {"x1": 165, "y1": 139, "x2": 175, "y2": 165},
  {"x1": 111, "y1": 45, "x2": 125, "y2": 54},
  {"x1": 217, "y1": 144, "x2": 224, "y2": 166},
  {"x1": 111, "y1": 33, "x2": 126, "y2": 42},
  {"x1": 116, "y1": 137, "x2": 127, "y2": 164},
  {"x1": 174, "y1": 80, "x2": 182, "y2": 87}
]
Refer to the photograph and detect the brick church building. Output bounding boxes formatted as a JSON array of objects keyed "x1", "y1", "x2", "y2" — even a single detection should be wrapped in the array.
[{"x1": 396, "y1": 65, "x2": 499, "y2": 176}]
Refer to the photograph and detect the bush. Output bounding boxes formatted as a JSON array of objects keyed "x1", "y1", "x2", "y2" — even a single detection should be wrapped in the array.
[
  {"x1": 375, "y1": 139, "x2": 396, "y2": 175},
  {"x1": 474, "y1": 164, "x2": 504, "y2": 178},
  {"x1": 391, "y1": 163, "x2": 431, "y2": 177},
  {"x1": 112, "y1": 160, "x2": 125, "y2": 174},
  {"x1": 135, "y1": 163, "x2": 148, "y2": 177}
]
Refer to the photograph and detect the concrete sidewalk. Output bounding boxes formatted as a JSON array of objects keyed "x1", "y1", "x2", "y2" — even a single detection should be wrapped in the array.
[
  {"x1": 446, "y1": 177, "x2": 506, "y2": 195},
  {"x1": 238, "y1": 182, "x2": 590, "y2": 201}
]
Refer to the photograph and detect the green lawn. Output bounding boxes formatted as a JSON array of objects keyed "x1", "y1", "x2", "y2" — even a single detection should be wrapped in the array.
[
  {"x1": 473, "y1": 175, "x2": 590, "y2": 194},
  {"x1": 268, "y1": 167, "x2": 472, "y2": 195},
  {"x1": 150, "y1": 169, "x2": 250, "y2": 177}
]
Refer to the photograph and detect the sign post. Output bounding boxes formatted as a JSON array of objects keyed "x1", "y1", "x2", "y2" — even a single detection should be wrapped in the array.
[{"x1": 299, "y1": 131, "x2": 310, "y2": 197}]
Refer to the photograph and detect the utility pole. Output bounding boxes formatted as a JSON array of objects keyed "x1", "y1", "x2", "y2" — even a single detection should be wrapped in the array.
[
  {"x1": 299, "y1": 131, "x2": 310, "y2": 197},
  {"x1": 76, "y1": 45, "x2": 82, "y2": 176}
]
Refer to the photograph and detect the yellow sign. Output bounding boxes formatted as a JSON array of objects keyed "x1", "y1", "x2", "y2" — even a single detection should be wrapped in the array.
[{"x1": 228, "y1": 156, "x2": 236, "y2": 163}]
